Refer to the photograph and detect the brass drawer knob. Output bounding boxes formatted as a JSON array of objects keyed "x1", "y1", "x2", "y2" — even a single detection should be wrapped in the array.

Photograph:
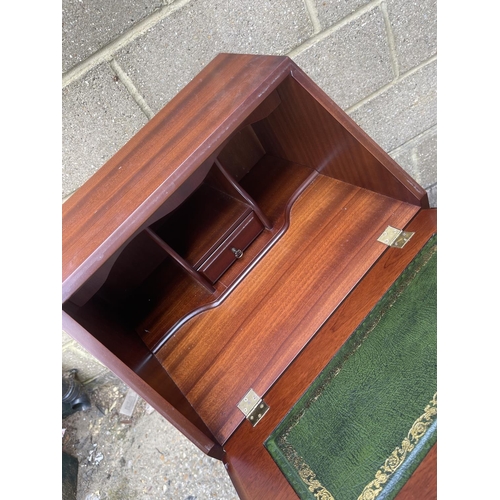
[{"x1": 231, "y1": 247, "x2": 244, "y2": 259}]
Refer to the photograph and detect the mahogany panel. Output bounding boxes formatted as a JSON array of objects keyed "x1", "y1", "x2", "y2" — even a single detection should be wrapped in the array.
[
  {"x1": 213, "y1": 159, "x2": 272, "y2": 230},
  {"x1": 396, "y1": 444, "x2": 437, "y2": 500},
  {"x1": 70, "y1": 229, "x2": 169, "y2": 307},
  {"x1": 232, "y1": 88, "x2": 282, "y2": 138},
  {"x1": 218, "y1": 166, "x2": 318, "y2": 288},
  {"x1": 260, "y1": 75, "x2": 428, "y2": 206},
  {"x1": 239, "y1": 155, "x2": 314, "y2": 224},
  {"x1": 61, "y1": 308, "x2": 222, "y2": 458},
  {"x1": 62, "y1": 54, "x2": 292, "y2": 302},
  {"x1": 67, "y1": 155, "x2": 219, "y2": 307},
  {"x1": 143, "y1": 227, "x2": 216, "y2": 293},
  {"x1": 157, "y1": 176, "x2": 420, "y2": 443},
  {"x1": 216, "y1": 125, "x2": 266, "y2": 181},
  {"x1": 157, "y1": 177, "x2": 358, "y2": 380},
  {"x1": 134, "y1": 157, "x2": 315, "y2": 350},
  {"x1": 223, "y1": 209, "x2": 437, "y2": 499},
  {"x1": 133, "y1": 259, "x2": 227, "y2": 349},
  {"x1": 290, "y1": 69, "x2": 429, "y2": 208}
]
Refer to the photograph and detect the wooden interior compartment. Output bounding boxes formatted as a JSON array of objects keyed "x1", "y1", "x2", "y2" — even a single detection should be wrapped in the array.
[
  {"x1": 147, "y1": 72, "x2": 427, "y2": 446},
  {"x1": 126, "y1": 119, "x2": 318, "y2": 350},
  {"x1": 156, "y1": 176, "x2": 420, "y2": 444},
  {"x1": 62, "y1": 102, "x2": 318, "y2": 359},
  {"x1": 151, "y1": 177, "x2": 254, "y2": 270},
  {"x1": 62, "y1": 55, "x2": 435, "y2": 499},
  {"x1": 65, "y1": 70, "x2": 424, "y2": 439},
  {"x1": 63, "y1": 66, "x2": 428, "y2": 353},
  {"x1": 63, "y1": 55, "x2": 429, "y2": 458}
]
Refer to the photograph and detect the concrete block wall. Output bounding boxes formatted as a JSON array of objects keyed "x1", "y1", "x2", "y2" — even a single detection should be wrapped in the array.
[{"x1": 62, "y1": 0, "x2": 436, "y2": 379}]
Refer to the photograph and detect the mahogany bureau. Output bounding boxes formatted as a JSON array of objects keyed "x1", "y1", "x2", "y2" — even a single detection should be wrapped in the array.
[{"x1": 62, "y1": 53, "x2": 437, "y2": 499}]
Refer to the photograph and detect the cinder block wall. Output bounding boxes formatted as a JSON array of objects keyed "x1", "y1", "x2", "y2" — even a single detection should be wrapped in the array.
[{"x1": 62, "y1": 0, "x2": 437, "y2": 380}]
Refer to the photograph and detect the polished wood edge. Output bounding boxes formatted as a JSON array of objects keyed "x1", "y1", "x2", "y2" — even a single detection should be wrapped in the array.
[
  {"x1": 223, "y1": 209, "x2": 437, "y2": 500},
  {"x1": 62, "y1": 310, "x2": 222, "y2": 457},
  {"x1": 63, "y1": 54, "x2": 292, "y2": 301},
  {"x1": 288, "y1": 63, "x2": 429, "y2": 208},
  {"x1": 395, "y1": 444, "x2": 437, "y2": 500},
  {"x1": 144, "y1": 227, "x2": 216, "y2": 293}
]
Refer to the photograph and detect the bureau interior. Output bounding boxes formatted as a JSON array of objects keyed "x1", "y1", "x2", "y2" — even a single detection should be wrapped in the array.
[{"x1": 63, "y1": 74, "x2": 420, "y2": 390}]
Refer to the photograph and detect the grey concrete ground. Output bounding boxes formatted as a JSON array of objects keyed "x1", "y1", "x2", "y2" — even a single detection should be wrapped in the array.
[
  {"x1": 62, "y1": 368, "x2": 238, "y2": 500},
  {"x1": 62, "y1": 1, "x2": 437, "y2": 498},
  {"x1": 62, "y1": 333, "x2": 239, "y2": 500}
]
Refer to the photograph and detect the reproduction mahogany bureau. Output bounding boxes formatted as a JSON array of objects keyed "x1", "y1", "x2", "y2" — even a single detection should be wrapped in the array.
[{"x1": 62, "y1": 53, "x2": 437, "y2": 499}]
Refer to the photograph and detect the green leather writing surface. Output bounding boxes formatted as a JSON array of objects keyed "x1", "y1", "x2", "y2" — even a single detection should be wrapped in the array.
[{"x1": 265, "y1": 236, "x2": 437, "y2": 500}]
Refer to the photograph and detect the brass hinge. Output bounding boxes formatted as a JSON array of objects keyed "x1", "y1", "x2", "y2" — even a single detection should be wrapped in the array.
[
  {"x1": 237, "y1": 389, "x2": 269, "y2": 427},
  {"x1": 377, "y1": 226, "x2": 414, "y2": 249}
]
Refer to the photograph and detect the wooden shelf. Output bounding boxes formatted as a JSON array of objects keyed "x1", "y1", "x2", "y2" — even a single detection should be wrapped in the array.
[
  {"x1": 152, "y1": 183, "x2": 253, "y2": 269},
  {"x1": 130, "y1": 257, "x2": 226, "y2": 348},
  {"x1": 155, "y1": 175, "x2": 420, "y2": 444},
  {"x1": 65, "y1": 151, "x2": 316, "y2": 353},
  {"x1": 132, "y1": 156, "x2": 317, "y2": 350}
]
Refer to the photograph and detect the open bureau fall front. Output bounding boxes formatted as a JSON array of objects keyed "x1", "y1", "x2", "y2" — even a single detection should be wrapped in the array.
[{"x1": 62, "y1": 54, "x2": 437, "y2": 500}]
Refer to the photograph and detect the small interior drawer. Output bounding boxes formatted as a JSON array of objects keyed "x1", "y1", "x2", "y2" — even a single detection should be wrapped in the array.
[{"x1": 198, "y1": 212, "x2": 264, "y2": 283}]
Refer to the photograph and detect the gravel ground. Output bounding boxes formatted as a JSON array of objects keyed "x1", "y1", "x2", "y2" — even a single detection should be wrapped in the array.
[{"x1": 62, "y1": 370, "x2": 239, "y2": 500}]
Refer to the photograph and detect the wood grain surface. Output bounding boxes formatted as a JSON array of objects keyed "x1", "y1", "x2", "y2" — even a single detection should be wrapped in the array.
[
  {"x1": 134, "y1": 156, "x2": 314, "y2": 350},
  {"x1": 63, "y1": 53, "x2": 427, "y2": 303},
  {"x1": 62, "y1": 53, "x2": 433, "y2": 466},
  {"x1": 396, "y1": 444, "x2": 437, "y2": 500},
  {"x1": 156, "y1": 176, "x2": 420, "y2": 443},
  {"x1": 223, "y1": 209, "x2": 437, "y2": 500},
  {"x1": 62, "y1": 54, "x2": 292, "y2": 302},
  {"x1": 62, "y1": 309, "x2": 223, "y2": 457}
]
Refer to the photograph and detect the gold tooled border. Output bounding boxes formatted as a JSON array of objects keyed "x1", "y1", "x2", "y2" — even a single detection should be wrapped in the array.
[
  {"x1": 274, "y1": 241, "x2": 437, "y2": 499},
  {"x1": 279, "y1": 393, "x2": 437, "y2": 500},
  {"x1": 357, "y1": 393, "x2": 438, "y2": 500},
  {"x1": 298, "y1": 463, "x2": 336, "y2": 500}
]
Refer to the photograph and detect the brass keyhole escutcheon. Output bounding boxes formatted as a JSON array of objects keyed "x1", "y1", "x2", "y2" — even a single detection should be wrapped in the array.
[{"x1": 231, "y1": 248, "x2": 244, "y2": 259}]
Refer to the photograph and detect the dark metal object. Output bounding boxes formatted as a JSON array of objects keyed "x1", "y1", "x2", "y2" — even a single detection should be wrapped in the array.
[{"x1": 62, "y1": 369, "x2": 91, "y2": 417}]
